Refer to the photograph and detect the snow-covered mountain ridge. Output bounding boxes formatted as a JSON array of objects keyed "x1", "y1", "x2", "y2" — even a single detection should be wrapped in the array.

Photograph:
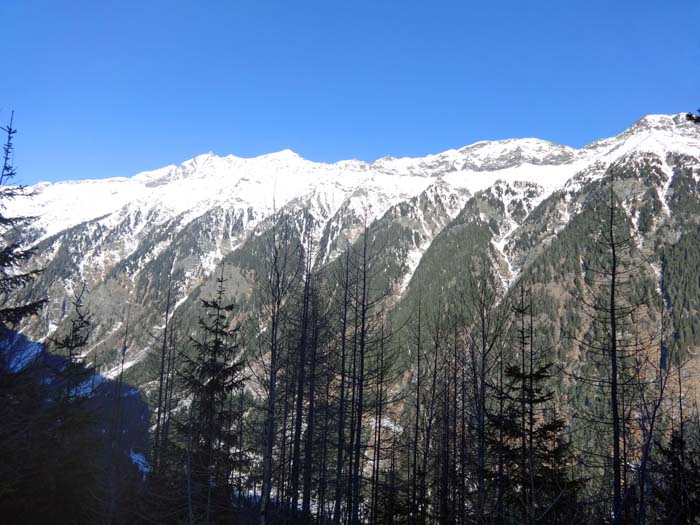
[
  {"x1": 16, "y1": 113, "x2": 698, "y2": 245},
  {"x1": 8, "y1": 113, "x2": 700, "y2": 383}
]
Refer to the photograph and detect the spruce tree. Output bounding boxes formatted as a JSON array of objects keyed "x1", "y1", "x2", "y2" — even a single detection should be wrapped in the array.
[
  {"x1": 490, "y1": 285, "x2": 581, "y2": 523},
  {"x1": 0, "y1": 112, "x2": 45, "y2": 351},
  {"x1": 179, "y1": 263, "x2": 245, "y2": 522},
  {"x1": 651, "y1": 430, "x2": 700, "y2": 523},
  {"x1": 0, "y1": 113, "x2": 58, "y2": 521},
  {"x1": 50, "y1": 283, "x2": 93, "y2": 399}
]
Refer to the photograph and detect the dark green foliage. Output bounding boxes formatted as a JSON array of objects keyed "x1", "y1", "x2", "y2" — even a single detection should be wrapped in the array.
[
  {"x1": 650, "y1": 430, "x2": 700, "y2": 523},
  {"x1": 663, "y1": 228, "x2": 700, "y2": 352},
  {"x1": 0, "y1": 353, "x2": 102, "y2": 523},
  {"x1": 488, "y1": 287, "x2": 583, "y2": 523},
  {"x1": 0, "y1": 113, "x2": 45, "y2": 328},
  {"x1": 50, "y1": 284, "x2": 94, "y2": 399},
  {"x1": 177, "y1": 264, "x2": 245, "y2": 522}
]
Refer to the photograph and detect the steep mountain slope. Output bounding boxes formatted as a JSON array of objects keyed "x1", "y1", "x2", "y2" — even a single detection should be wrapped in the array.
[{"x1": 9, "y1": 113, "x2": 700, "y2": 387}]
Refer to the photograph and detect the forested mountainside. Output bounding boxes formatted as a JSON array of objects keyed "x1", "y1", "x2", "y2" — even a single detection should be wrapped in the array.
[
  {"x1": 2, "y1": 112, "x2": 700, "y2": 523},
  {"x1": 11, "y1": 113, "x2": 700, "y2": 381}
]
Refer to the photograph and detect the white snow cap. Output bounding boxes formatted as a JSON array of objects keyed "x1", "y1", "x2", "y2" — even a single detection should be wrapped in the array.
[{"x1": 7, "y1": 113, "x2": 699, "y2": 242}]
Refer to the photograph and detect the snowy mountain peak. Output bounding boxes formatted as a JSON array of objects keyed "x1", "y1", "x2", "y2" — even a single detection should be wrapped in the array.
[
  {"x1": 10, "y1": 112, "x2": 700, "y2": 385},
  {"x1": 458, "y1": 137, "x2": 577, "y2": 171},
  {"x1": 253, "y1": 148, "x2": 303, "y2": 162},
  {"x1": 581, "y1": 113, "x2": 700, "y2": 161},
  {"x1": 10, "y1": 113, "x2": 699, "y2": 247},
  {"x1": 629, "y1": 113, "x2": 696, "y2": 134}
]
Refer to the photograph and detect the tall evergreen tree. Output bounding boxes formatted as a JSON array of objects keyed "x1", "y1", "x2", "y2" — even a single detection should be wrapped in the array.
[
  {"x1": 651, "y1": 429, "x2": 700, "y2": 523},
  {"x1": 50, "y1": 283, "x2": 93, "y2": 399},
  {"x1": 490, "y1": 285, "x2": 582, "y2": 523},
  {"x1": 179, "y1": 263, "x2": 245, "y2": 523},
  {"x1": 0, "y1": 112, "x2": 45, "y2": 348},
  {"x1": 0, "y1": 115, "x2": 101, "y2": 523}
]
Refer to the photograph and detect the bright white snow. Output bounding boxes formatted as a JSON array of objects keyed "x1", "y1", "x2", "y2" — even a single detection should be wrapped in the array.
[{"x1": 9, "y1": 113, "x2": 699, "y2": 251}]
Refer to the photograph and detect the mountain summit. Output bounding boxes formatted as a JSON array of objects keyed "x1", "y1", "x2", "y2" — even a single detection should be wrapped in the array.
[{"x1": 8, "y1": 113, "x2": 700, "y2": 379}]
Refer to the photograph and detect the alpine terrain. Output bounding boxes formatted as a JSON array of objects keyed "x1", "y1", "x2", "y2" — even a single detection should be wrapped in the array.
[
  {"x1": 10, "y1": 113, "x2": 700, "y2": 381},
  {"x1": 4, "y1": 112, "x2": 700, "y2": 523}
]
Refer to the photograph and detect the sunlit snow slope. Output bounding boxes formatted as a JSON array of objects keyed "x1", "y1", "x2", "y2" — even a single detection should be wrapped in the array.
[{"x1": 7, "y1": 113, "x2": 700, "y2": 380}]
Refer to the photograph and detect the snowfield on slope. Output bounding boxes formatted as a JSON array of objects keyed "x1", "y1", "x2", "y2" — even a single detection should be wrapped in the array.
[{"x1": 12, "y1": 114, "x2": 699, "y2": 249}]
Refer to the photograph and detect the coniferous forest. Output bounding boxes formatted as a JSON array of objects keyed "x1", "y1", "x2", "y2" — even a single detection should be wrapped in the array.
[{"x1": 2, "y1": 108, "x2": 700, "y2": 525}]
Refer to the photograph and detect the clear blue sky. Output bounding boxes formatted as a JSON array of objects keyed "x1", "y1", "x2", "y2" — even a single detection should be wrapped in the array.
[{"x1": 2, "y1": 0, "x2": 699, "y2": 184}]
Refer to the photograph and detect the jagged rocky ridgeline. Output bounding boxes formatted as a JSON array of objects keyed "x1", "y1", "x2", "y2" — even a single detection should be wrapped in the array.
[{"x1": 9, "y1": 113, "x2": 700, "y2": 386}]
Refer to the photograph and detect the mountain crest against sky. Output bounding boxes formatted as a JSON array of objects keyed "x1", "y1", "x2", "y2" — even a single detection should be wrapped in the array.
[
  {"x1": 6, "y1": 2, "x2": 699, "y2": 519},
  {"x1": 13, "y1": 113, "x2": 699, "y2": 242},
  {"x1": 8, "y1": 112, "x2": 700, "y2": 379}
]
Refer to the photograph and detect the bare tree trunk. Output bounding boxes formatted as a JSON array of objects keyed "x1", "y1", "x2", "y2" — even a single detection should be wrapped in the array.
[
  {"x1": 161, "y1": 312, "x2": 178, "y2": 460},
  {"x1": 291, "y1": 264, "x2": 311, "y2": 514},
  {"x1": 463, "y1": 274, "x2": 508, "y2": 523},
  {"x1": 259, "y1": 334, "x2": 278, "y2": 524},
  {"x1": 451, "y1": 328, "x2": 459, "y2": 525},
  {"x1": 439, "y1": 365, "x2": 450, "y2": 524},
  {"x1": 459, "y1": 341, "x2": 468, "y2": 525},
  {"x1": 259, "y1": 218, "x2": 299, "y2": 524},
  {"x1": 154, "y1": 270, "x2": 173, "y2": 473},
  {"x1": 345, "y1": 273, "x2": 361, "y2": 523},
  {"x1": 420, "y1": 325, "x2": 441, "y2": 523},
  {"x1": 370, "y1": 326, "x2": 386, "y2": 525},
  {"x1": 516, "y1": 286, "x2": 529, "y2": 524},
  {"x1": 527, "y1": 290, "x2": 536, "y2": 521},
  {"x1": 495, "y1": 339, "x2": 505, "y2": 524},
  {"x1": 608, "y1": 172, "x2": 622, "y2": 524},
  {"x1": 637, "y1": 299, "x2": 672, "y2": 525},
  {"x1": 279, "y1": 366, "x2": 293, "y2": 507},
  {"x1": 476, "y1": 316, "x2": 488, "y2": 523},
  {"x1": 350, "y1": 231, "x2": 369, "y2": 525},
  {"x1": 237, "y1": 390, "x2": 245, "y2": 509},
  {"x1": 302, "y1": 286, "x2": 320, "y2": 516},
  {"x1": 333, "y1": 249, "x2": 351, "y2": 524},
  {"x1": 186, "y1": 402, "x2": 195, "y2": 525},
  {"x1": 318, "y1": 377, "x2": 331, "y2": 523},
  {"x1": 411, "y1": 297, "x2": 422, "y2": 525}
]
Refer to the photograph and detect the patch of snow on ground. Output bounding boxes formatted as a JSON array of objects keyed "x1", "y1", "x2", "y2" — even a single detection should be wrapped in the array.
[
  {"x1": 7, "y1": 340, "x2": 43, "y2": 372},
  {"x1": 129, "y1": 449, "x2": 151, "y2": 478}
]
